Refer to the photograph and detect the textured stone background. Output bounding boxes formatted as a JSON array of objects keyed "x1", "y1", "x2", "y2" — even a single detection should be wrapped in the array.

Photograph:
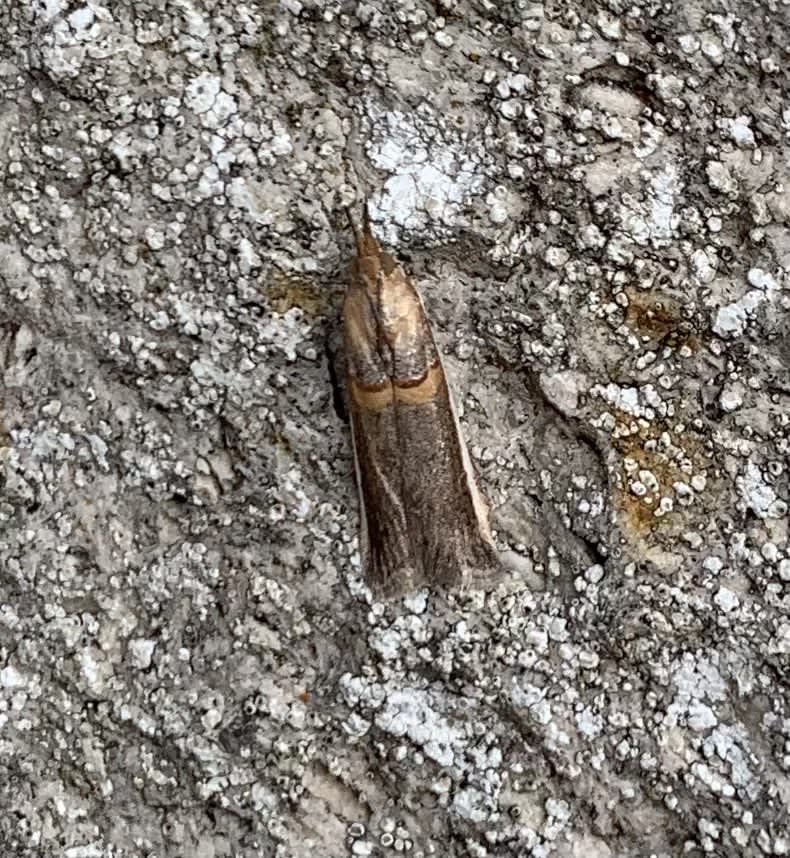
[{"x1": 1, "y1": 1, "x2": 790, "y2": 856}]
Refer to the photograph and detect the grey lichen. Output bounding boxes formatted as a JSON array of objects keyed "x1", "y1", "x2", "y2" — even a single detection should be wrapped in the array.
[{"x1": 1, "y1": 1, "x2": 790, "y2": 856}]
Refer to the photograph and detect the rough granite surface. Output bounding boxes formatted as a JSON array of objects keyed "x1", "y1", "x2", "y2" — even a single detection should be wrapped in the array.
[{"x1": 1, "y1": 1, "x2": 790, "y2": 856}]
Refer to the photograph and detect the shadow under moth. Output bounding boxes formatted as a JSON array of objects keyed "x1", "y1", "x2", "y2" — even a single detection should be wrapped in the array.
[{"x1": 343, "y1": 207, "x2": 497, "y2": 596}]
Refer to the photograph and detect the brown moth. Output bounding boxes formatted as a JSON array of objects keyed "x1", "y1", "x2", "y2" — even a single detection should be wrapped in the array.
[{"x1": 343, "y1": 207, "x2": 497, "y2": 595}]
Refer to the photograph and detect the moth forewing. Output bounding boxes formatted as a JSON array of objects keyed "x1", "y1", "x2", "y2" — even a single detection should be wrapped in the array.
[
  {"x1": 432, "y1": 344, "x2": 495, "y2": 548},
  {"x1": 343, "y1": 274, "x2": 417, "y2": 594},
  {"x1": 343, "y1": 212, "x2": 496, "y2": 594},
  {"x1": 405, "y1": 274, "x2": 495, "y2": 546}
]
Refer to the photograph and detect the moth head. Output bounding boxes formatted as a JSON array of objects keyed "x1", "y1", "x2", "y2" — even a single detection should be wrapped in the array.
[{"x1": 347, "y1": 205, "x2": 397, "y2": 292}]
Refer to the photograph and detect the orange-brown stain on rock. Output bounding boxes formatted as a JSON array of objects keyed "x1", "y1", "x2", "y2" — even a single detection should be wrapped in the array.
[
  {"x1": 607, "y1": 411, "x2": 712, "y2": 540},
  {"x1": 265, "y1": 273, "x2": 326, "y2": 316},
  {"x1": 624, "y1": 289, "x2": 699, "y2": 352}
]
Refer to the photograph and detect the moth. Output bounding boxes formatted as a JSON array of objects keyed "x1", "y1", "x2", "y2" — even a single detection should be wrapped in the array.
[{"x1": 342, "y1": 207, "x2": 497, "y2": 595}]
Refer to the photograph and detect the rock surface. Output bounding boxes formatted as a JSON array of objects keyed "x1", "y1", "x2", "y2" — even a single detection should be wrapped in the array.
[{"x1": 1, "y1": 1, "x2": 789, "y2": 856}]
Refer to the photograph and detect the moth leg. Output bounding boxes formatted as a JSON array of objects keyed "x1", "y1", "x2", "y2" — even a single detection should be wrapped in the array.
[{"x1": 325, "y1": 325, "x2": 349, "y2": 424}]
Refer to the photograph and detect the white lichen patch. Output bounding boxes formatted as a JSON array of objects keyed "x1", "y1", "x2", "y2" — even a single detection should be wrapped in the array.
[
  {"x1": 590, "y1": 383, "x2": 668, "y2": 420},
  {"x1": 712, "y1": 267, "x2": 781, "y2": 337},
  {"x1": 665, "y1": 652, "x2": 727, "y2": 729},
  {"x1": 718, "y1": 116, "x2": 755, "y2": 148},
  {"x1": 737, "y1": 461, "x2": 786, "y2": 519},
  {"x1": 375, "y1": 688, "x2": 463, "y2": 767},
  {"x1": 184, "y1": 72, "x2": 238, "y2": 128},
  {"x1": 366, "y1": 106, "x2": 486, "y2": 243},
  {"x1": 647, "y1": 163, "x2": 680, "y2": 243}
]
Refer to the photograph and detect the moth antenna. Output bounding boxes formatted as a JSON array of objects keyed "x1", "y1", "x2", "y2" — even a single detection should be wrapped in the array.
[{"x1": 345, "y1": 206, "x2": 363, "y2": 256}]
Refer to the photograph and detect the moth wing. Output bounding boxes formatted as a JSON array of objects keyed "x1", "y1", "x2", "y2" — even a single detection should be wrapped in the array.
[
  {"x1": 343, "y1": 278, "x2": 418, "y2": 595},
  {"x1": 388, "y1": 276, "x2": 498, "y2": 586}
]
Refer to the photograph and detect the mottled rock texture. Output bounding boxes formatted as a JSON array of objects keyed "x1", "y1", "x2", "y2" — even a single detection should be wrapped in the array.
[{"x1": 1, "y1": 1, "x2": 789, "y2": 856}]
